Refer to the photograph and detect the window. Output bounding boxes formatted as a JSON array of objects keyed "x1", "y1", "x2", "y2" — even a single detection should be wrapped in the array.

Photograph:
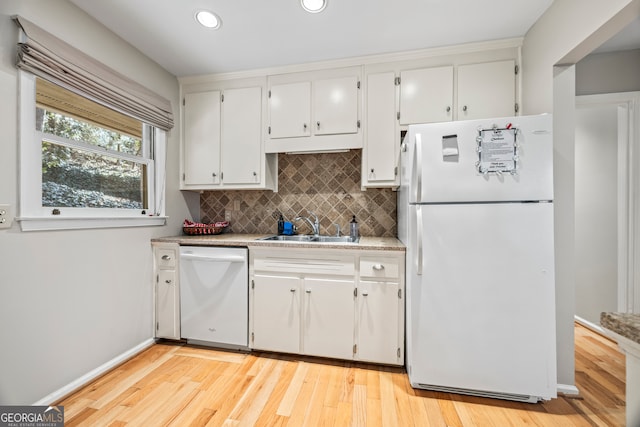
[{"x1": 19, "y1": 73, "x2": 167, "y2": 231}]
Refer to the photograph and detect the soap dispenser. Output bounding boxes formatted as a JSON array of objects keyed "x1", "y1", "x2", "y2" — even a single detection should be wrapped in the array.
[
  {"x1": 349, "y1": 215, "x2": 359, "y2": 241},
  {"x1": 277, "y1": 214, "x2": 284, "y2": 235}
]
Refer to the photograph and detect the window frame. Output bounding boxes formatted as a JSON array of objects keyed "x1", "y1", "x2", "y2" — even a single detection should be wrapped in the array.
[{"x1": 18, "y1": 72, "x2": 167, "y2": 231}]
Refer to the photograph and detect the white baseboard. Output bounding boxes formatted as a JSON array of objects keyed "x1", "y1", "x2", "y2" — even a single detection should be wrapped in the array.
[
  {"x1": 557, "y1": 383, "x2": 580, "y2": 396},
  {"x1": 574, "y1": 315, "x2": 607, "y2": 336},
  {"x1": 33, "y1": 338, "x2": 155, "y2": 406}
]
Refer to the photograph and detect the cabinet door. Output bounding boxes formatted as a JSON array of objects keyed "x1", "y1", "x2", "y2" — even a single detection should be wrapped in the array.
[
  {"x1": 457, "y1": 60, "x2": 516, "y2": 120},
  {"x1": 400, "y1": 66, "x2": 453, "y2": 125},
  {"x1": 357, "y1": 281, "x2": 401, "y2": 365},
  {"x1": 302, "y1": 277, "x2": 355, "y2": 360},
  {"x1": 183, "y1": 91, "x2": 221, "y2": 185},
  {"x1": 252, "y1": 274, "x2": 301, "y2": 354},
  {"x1": 314, "y1": 76, "x2": 359, "y2": 135},
  {"x1": 156, "y1": 270, "x2": 180, "y2": 340},
  {"x1": 365, "y1": 71, "x2": 398, "y2": 185},
  {"x1": 221, "y1": 87, "x2": 262, "y2": 184},
  {"x1": 269, "y1": 82, "x2": 311, "y2": 139}
]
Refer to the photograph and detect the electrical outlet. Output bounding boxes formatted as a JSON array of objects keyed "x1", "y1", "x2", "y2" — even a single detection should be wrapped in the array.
[
  {"x1": 224, "y1": 210, "x2": 232, "y2": 222},
  {"x1": 0, "y1": 204, "x2": 12, "y2": 229}
]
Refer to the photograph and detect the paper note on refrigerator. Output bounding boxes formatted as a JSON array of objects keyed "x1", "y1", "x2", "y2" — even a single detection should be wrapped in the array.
[{"x1": 478, "y1": 128, "x2": 517, "y2": 173}]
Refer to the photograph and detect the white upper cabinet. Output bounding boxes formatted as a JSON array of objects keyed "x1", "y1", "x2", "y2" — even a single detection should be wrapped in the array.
[
  {"x1": 183, "y1": 91, "x2": 221, "y2": 186},
  {"x1": 266, "y1": 67, "x2": 363, "y2": 153},
  {"x1": 314, "y1": 76, "x2": 359, "y2": 136},
  {"x1": 221, "y1": 86, "x2": 262, "y2": 185},
  {"x1": 269, "y1": 81, "x2": 311, "y2": 139},
  {"x1": 181, "y1": 77, "x2": 277, "y2": 191},
  {"x1": 400, "y1": 66, "x2": 453, "y2": 125},
  {"x1": 363, "y1": 71, "x2": 399, "y2": 188},
  {"x1": 457, "y1": 59, "x2": 516, "y2": 120}
]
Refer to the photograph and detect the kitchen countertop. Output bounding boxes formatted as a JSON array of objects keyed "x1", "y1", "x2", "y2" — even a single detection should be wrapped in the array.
[
  {"x1": 152, "y1": 233, "x2": 406, "y2": 252},
  {"x1": 601, "y1": 312, "x2": 640, "y2": 345}
]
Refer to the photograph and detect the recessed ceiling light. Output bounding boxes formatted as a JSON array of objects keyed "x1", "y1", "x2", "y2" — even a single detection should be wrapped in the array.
[
  {"x1": 301, "y1": 0, "x2": 327, "y2": 13},
  {"x1": 195, "y1": 10, "x2": 221, "y2": 29}
]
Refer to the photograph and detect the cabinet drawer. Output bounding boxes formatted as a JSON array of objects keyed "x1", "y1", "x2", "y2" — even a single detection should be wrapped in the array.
[
  {"x1": 156, "y1": 248, "x2": 177, "y2": 268},
  {"x1": 360, "y1": 257, "x2": 400, "y2": 279}
]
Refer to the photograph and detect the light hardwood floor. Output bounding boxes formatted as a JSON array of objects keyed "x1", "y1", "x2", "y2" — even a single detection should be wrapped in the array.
[{"x1": 59, "y1": 323, "x2": 625, "y2": 426}]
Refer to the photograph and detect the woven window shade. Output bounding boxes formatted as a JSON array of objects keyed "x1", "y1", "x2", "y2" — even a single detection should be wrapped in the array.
[
  {"x1": 13, "y1": 15, "x2": 173, "y2": 131},
  {"x1": 37, "y1": 78, "x2": 143, "y2": 138}
]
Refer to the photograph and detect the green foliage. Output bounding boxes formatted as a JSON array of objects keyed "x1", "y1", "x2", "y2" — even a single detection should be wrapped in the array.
[{"x1": 39, "y1": 108, "x2": 142, "y2": 174}]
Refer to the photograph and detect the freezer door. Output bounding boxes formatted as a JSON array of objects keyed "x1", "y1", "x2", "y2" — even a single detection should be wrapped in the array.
[
  {"x1": 408, "y1": 114, "x2": 553, "y2": 204},
  {"x1": 406, "y1": 202, "x2": 557, "y2": 399}
]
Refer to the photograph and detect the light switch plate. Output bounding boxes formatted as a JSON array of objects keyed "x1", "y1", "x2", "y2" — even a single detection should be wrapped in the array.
[{"x1": 0, "y1": 204, "x2": 13, "y2": 229}]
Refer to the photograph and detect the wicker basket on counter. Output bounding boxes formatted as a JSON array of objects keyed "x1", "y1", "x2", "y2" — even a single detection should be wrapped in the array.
[{"x1": 182, "y1": 220, "x2": 229, "y2": 235}]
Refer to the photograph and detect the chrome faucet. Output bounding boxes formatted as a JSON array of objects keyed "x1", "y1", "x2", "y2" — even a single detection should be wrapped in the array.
[{"x1": 294, "y1": 210, "x2": 320, "y2": 236}]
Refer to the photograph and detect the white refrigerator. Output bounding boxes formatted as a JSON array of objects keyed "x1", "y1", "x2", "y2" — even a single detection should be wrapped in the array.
[{"x1": 398, "y1": 114, "x2": 557, "y2": 403}]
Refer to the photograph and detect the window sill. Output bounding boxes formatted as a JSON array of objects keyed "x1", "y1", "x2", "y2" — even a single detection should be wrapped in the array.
[{"x1": 17, "y1": 216, "x2": 167, "y2": 231}]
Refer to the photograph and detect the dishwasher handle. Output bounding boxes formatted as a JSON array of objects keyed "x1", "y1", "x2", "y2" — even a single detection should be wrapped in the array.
[{"x1": 180, "y1": 253, "x2": 246, "y2": 263}]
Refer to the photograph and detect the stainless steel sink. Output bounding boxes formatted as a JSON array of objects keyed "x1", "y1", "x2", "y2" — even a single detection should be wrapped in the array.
[
  {"x1": 260, "y1": 235, "x2": 316, "y2": 242},
  {"x1": 258, "y1": 235, "x2": 358, "y2": 243},
  {"x1": 314, "y1": 235, "x2": 358, "y2": 243}
]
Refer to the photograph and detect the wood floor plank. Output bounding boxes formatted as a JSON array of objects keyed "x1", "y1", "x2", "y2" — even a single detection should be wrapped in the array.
[
  {"x1": 285, "y1": 362, "x2": 321, "y2": 426},
  {"x1": 352, "y1": 384, "x2": 367, "y2": 427},
  {"x1": 379, "y1": 370, "x2": 399, "y2": 427},
  {"x1": 57, "y1": 324, "x2": 626, "y2": 427},
  {"x1": 276, "y1": 361, "x2": 309, "y2": 416}
]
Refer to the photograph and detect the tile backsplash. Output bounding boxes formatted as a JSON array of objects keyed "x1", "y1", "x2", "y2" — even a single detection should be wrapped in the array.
[{"x1": 200, "y1": 150, "x2": 397, "y2": 237}]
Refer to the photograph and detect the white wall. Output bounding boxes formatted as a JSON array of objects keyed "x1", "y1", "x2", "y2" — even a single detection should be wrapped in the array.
[
  {"x1": 0, "y1": 0, "x2": 194, "y2": 404},
  {"x1": 522, "y1": 0, "x2": 640, "y2": 390},
  {"x1": 576, "y1": 49, "x2": 640, "y2": 96},
  {"x1": 575, "y1": 104, "x2": 618, "y2": 325}
]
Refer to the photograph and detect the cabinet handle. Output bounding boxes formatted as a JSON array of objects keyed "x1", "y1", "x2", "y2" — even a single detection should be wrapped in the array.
[
  {"x1": 306, "y1": 289, "x2": 311, "y2": 294},
  {"x1": 373, "y1": 264, "x2": 385, "y2": 271},
  {"x1": 165, "y1": 279, "x2": 172, "y2": 284},
  {"x1": 446, "y1": 106, "x2": 451, "y2": 113},
  {"x1": 303, "y1": 123, "x2": 307, "y2": 131},
  {"x1": 316, "y1": 121, "x2": 320, "y2": 129},
  {"x1": 212, "y1": 172, "x2": 217, "y2": 178},
  {"x1": 462, "y1": 105, "x2": 468, "y2": 112},
  {"x1": 370, "y1": 168, "x2": 374, "y2": 174},
  {"x1": 161, "y1": 255, "x2": 171, "y2": 260},
  {"x1": 253, "y1": 171, "x2": 257, "y2": 177},
  {"x1": 290, "y1": 288, "x2": 296, "y2": 293},
  {"x1": 362, "y1": 292, "x2": 369, "y2": 296}
]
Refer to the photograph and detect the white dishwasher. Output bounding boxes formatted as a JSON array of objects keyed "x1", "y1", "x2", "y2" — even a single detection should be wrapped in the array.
[{"x1": 179, "y1": 246, "x2": 248, "y2": 349}]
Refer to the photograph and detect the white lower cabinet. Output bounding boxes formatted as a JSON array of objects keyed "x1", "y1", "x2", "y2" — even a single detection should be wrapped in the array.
[
  {"x1": 152, "y1": 242, "x2": 180, "y2": 340},
  {"x1": 252, "y1": 274, "x2": 301, "y2": 354},
  {"x1": 302, "y1": 277, "x2": 355, "y2": 360},
  {"x1": 249, "y1": 247, "x2": 404, "y2": 365},
  {"x1": 357, "y1": 281, "x2": 401, "y2": 364}
]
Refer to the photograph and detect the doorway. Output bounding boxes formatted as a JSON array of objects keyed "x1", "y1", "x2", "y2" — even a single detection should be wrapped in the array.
[{"x1": 575, "y1": 92, "x2": 639, "y2": 331}]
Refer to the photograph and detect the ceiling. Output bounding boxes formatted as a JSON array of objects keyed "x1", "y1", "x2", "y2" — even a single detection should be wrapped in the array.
[{"x1": 69, "y1": 0, "x2": 555, "y2": 77}]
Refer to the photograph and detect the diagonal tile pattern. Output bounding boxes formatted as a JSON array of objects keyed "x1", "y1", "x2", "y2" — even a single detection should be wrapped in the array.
[{"x1": 200, "y1": 150, "x2": 397, "y2": 237}]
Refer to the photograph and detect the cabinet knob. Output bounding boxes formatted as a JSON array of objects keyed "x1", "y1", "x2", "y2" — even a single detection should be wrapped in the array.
[
  {"x1": 362, "y1": 292, "x2": 369, "y2": 296},
  {"x1": 165, "y1": 279, "x2": 172, "y2": 284},
  {"x1": 212, "y1": 172, "x2": 217, "y2": 178},
  {"x1": 462, "y1": 105, "x2": 468, "y2": 112},
  {"x1": 290, "y1": 288, "x2": 296, "y2": 293},
  {"x1": 253, "y1": 171, "x2": 257, "y2": 177},
  {"x1": 316, "y1": 121, "x2": 320, "y2": 129},
  {"x1": 303, "y1": 123, "x2": 307, "y2": 131},
  {"x1": 370, "y1": 168, "x2": 374, "y2": 174},
  {"x1": 161, "y1": 255, "x2": 171, "y2": 260},
  {"x1": 372, "y1": 264, "x2": 385, "y2": 271},
  {"x1": 446, "y1": 106, "x2": 451, "y2": 113},
  {"x1": 305, "y1": 289, "x2": 311, "y2": 294}
]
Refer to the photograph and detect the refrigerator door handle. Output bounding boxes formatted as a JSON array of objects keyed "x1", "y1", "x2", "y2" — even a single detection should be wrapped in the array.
[
  {"x1": 413, "y1": 134, "x2": 423, "y2": 203},
  {"x1": 416, "y1": 205, "x2": 423, "y2": 275}
]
